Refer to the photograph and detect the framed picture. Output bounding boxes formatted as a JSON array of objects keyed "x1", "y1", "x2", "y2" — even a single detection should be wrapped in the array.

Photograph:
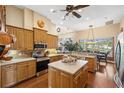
[{"x1": 0, "y1": 5, "x2": 6, "y2": 32}]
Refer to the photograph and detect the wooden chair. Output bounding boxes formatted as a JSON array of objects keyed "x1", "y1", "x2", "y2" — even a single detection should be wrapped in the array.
[{"x1": 97, "y1": 51, "x2": 110, "y2": 65}]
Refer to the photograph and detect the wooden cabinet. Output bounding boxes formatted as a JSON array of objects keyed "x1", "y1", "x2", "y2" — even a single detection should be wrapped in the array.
[
  {"x1": 85, "y1": 56, "x2": 97, "y2": 73},
  {"x1": 24, "y1": 30, "x2": 33, "y2": 50},
  {"x1": 60, "y1": 72, "x2": 72, "y2": 88},
  {"x1": 1, "y1": 64, "x2": 17, "y2": 88},
  {"x1": 6, "y1": 25, "x2": 33, "y2": 50},
  {"x1": 28, "y1": 61, "x2": 36, "y2": 78},
  {"x1": 48, "y1": 64, "x2": 88, "y2": 88},
  {"x1": 34, "y1": 28, "x2": 47, "y2": 43},
  {"x1": 50, "y1": 55, "x2": 63, "y2": 62},
  {"x1": 0, "y1": 66, "x2": 1, "y2": 88},
  {"x1": 48, "y1": 67, "x2": 60, "y2": 88},
  {"x1": 17, "y1": 60, "x2": 36, "y2": 82},
  {"x1": 73, "y1": 66, "x2": 88, "y2": 88},
  {"x1": 17, "y1": 62, "x2": 28, "y2": 82},
  {"x1": 47, "y1": 34, "x2": 58, "y2": 49},
  {"x1": 6, "y1": 26, "x2": 24, "y2": 50},
  {"x1": 1, "y1": 60, "x2": 36, "y2": 87}
]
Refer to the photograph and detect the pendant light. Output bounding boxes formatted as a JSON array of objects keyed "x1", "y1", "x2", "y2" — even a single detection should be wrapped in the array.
[{"x1": 86, "y1": 25, "x2": 95, "y2": 53}]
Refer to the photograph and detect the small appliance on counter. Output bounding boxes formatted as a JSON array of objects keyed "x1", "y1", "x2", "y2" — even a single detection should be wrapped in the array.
[{"x1": 33, "y1": 42, "x2": 49, "y2": 76}]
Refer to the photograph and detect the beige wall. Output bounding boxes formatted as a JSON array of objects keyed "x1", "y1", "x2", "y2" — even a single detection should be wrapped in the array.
[
  {"x1": 33, "y1": 11, "x2": 57, "y2": 35},
  {"x1": 24, "y1": 8, "x2": 33, "y2": 30},
  {"x1": 75, "y1": 23, "x2": 120, "y2": 42},
  {"x1": 6, "y1": 6, "x2": 24, "y2": 28},
  {"x1": 6, "y1": 6, "x2": 58, "y2": 35},
  {"x1": 59, "y1": 23, "x2": 120, "y2": 45}
]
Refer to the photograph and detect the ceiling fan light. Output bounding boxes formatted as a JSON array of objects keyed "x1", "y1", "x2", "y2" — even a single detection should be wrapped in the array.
[{"x1": 77, "y1": 9, "x2": 82, "y2": 13}]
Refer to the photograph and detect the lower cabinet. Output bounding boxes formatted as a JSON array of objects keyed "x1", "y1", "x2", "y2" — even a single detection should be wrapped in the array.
[
  {"x1": 48, "y1": 67, "x2": 60, "y2": 88},
  {"x1": 48, "y1": 65, "x2": 88, "y2": 88},
  {"x1": 1, "y1": 60, "x2": 36, "y2": 88},
  {"x1": 73, "y1": 66, "x2": 88, "y2": 88},
  {"x1": 50, "y1": 55, "x2": 63, "y2": 62},
  {"x1": 17, "y1": 60, "x2": 36, "y2": 82},
  {"x1": 0, "y1": 66, "x2": 2, "y2": 88},
  {"x1": 85, "y1": 57, "x2": 97, "y2": 73},
  {"x1": 1, "y1": 64, "x2": 17, "y2": 88},
  {"x1": 27, "y1": 61, "x2": 36, "y2": 78},
  {"x1": 17, "y1": 62, "x2": 28, "y2": 82}
]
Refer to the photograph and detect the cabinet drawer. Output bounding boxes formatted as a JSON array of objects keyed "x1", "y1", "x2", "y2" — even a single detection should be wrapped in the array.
[
  {"x1": 2, "y1": 64, "x2": 16, "y2": 70},
  {"x1": 17, "y1": 62, "x2": 28, "y2": 66}
]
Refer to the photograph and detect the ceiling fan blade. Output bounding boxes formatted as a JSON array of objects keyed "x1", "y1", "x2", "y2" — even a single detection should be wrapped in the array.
[
  {"x1": 74, "y1": 5, "x2": 89, "y2": 10},
  {"x1": 63, "y1": 12, "x2": 70, "y2": 20},
  {"x1": 72, "y1": 12, "x2": 81, "y2": 18},
  {"x1": 60, "y1": 10, "x2": 66, "y2": 11}
]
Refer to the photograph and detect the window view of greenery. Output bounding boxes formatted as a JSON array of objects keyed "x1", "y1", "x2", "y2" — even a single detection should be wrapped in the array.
[{"x1": 79, "y1": 37, "x2": 113, "y2": 54}]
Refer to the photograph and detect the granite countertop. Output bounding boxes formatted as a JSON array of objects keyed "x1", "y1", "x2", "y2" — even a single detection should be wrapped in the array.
[
  {"x1": 0, "y1": 57, "x2": 36, "y2": 66},
  {"x1": 48, "y1": 60, "x2": 88, "y2": 75}
]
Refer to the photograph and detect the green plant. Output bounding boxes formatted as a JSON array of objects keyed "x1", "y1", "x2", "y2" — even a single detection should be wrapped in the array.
[{"x1": 60, "y1": 39, "x2": 83, "y2": 52}]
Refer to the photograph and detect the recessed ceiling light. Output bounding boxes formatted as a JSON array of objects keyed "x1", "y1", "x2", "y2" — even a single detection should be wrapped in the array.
[
  {"x1": 86, "y1": 17, "x2": 89, "y2": 20},
  {"x1": 60, "y1": 21, "x2": 63, "y2": 25},
  {"x1": 50, "y1": 9, "x2": 55, "y2": 13}
]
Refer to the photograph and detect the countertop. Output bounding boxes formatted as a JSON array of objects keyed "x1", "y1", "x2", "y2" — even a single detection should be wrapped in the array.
[
  {"x1": 0, "y1": 57, "x2": 36, "y2": 66},
  {"x1": 48, "y1": 60, "x2": 88, "y2": 75},
  {"x1": 48, "y1": 54, "x2": 64, "y2": 57}
]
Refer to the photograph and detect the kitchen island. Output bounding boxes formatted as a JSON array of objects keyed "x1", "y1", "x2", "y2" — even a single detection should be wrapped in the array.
[{"x1": 48, "y1": 60, "x2": 88, "y2": 88}]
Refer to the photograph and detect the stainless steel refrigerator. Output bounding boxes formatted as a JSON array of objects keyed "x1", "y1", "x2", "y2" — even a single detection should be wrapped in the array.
[{"x1": 114, "y1": 31, "x2": 124, "y2": 88}]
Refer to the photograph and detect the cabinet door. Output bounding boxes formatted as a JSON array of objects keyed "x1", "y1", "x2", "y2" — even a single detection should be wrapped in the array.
[
  {"x1": 80, "y1": 66, "x2": 88, "y2": 87},
  {"x1": 60, "y1": 72, "x2": 71, "y2": 88},
  {"x1": 18, "y1": 29, "x2": 25, "y2": 50},
  {"x1": 48, "y1": 67, "x2": 60, "y2": 88},
  {"x1": 0, "y1": 66, "x2": 1, "y2": 88},
  {"x1": 17, "y1": 62, "x2": 28, "y2": 82},
  {"x1": 24, "y1": 30, "x2": 33, "y2": 50},
  {"x1": 27, "y1": 61, "x2": 36, "y2": 78},
  {"x1": 2, "y1": 64, "x2": 17, "y2": 88},
  {"x1": 73, "y1": 72, "x2": 81, "y2": 88}
]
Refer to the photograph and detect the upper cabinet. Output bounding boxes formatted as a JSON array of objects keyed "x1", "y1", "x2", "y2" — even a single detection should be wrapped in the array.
[
  {"x1": 24, "y1": 29, "x2": 33, "y2": 50},
  {"x1": 33, "y1": 28, "x2": 47, "y2": 43},
  {"x1": 6, "y1": 25, "x2": 33, "y2": 50},
  {"x1": 47, "y1": 34, "x2": 58, "y2": 49},
  {"x1": 34, "y1": 28, "x2": 58, "y2": 49}
]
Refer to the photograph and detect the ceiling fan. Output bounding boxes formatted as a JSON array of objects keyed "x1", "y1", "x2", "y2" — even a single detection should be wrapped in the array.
[{"x1": 51, "y1": 5, "x2": 89, "y2": 20}]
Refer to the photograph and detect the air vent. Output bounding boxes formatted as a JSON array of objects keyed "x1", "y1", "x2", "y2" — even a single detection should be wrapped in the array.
[{"x1": 105, "y1": 20, "x2": 113, "y2": 25}]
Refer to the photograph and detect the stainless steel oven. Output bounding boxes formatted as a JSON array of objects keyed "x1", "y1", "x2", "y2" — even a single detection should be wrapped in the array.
[
  {"x1": 35, "y1": 57, "x2": 50, "y2": 76},
  {"x1": 34, "y1": 43, "x2": 47, "y2": 49}
]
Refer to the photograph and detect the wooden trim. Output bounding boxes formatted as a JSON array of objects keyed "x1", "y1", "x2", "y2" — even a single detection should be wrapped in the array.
[
  {"x1": 47, "y1": 33, "x2": 58, "y2": 37},
  {"x1": 6, "y1": 25, "x2": 33, "y2": 32},
  {"x1": 33, "y1": 27, "x2": 48, "y2": 32}
]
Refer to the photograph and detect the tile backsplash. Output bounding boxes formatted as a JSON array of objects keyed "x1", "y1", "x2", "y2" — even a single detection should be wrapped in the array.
[{"x1": 6, "y1": 50, "x2": 33, "y2": 58}]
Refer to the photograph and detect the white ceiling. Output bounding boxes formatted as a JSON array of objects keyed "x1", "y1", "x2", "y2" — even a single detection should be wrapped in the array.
[{"x1": 21, "y1": 5, "x2": 124, "y2": 31}]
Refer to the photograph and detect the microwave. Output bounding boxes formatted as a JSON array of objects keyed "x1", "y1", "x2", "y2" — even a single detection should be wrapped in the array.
[{"x1": 34, "y1": 43, "x2": 47, "y2": 48}]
